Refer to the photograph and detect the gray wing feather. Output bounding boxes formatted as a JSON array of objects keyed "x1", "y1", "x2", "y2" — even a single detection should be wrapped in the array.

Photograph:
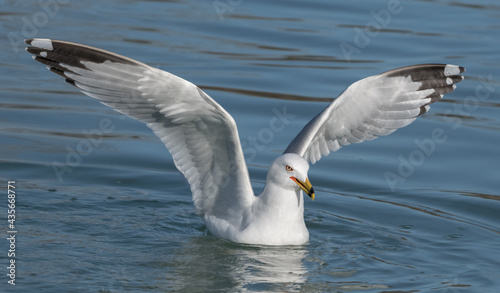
[
  {"x1": 284, "y1": 64, "x2": 465, "y2": 164},
  {"x1": 26, "y1": 38, "x2": 255, "y2": 219}
]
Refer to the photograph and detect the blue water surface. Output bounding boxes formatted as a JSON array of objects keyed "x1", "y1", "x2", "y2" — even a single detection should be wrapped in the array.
[{"x1": 1, "y1": 0, "x2": 499, "y2": 292}]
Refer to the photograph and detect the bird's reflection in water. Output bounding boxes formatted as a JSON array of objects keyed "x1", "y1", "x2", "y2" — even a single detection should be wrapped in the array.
[{"x1": 170, "y1": 236, "x2": 308, "y2": 292}]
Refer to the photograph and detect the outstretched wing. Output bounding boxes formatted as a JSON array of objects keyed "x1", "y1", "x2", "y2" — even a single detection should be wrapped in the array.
[
  {"x1": 25, "y1": 38, "x2": 255, "y2": 219},
  {"x1": 284, "y1": 64, "x2": 465, "y2": 164}
]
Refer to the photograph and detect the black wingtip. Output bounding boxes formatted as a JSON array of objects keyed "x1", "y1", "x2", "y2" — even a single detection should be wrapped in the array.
[{"x1": 65, "y1": 78, "x2": 77, "y2": 87}]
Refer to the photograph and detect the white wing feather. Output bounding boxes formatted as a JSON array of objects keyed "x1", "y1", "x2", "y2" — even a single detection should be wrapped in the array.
[
  {"x1": 25, "y1": 38, "x2": 255, "y2": 220},
  {"x1": 284, "y1": 64, "x2": 465, "y2": 163}
]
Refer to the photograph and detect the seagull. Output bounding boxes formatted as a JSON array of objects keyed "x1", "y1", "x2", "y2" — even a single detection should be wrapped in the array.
[{"x1": 25, "y1": 38, "x2": 465, "y2": 245}]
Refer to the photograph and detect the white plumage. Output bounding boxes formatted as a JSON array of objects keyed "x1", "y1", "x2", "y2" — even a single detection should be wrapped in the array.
[{"x1": 26, "y1": 38, "x2": 465, "y2": 245}]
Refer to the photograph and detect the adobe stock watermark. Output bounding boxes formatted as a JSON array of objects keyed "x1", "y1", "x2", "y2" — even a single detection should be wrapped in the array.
[
  {"x1": 384, "y1": 74, "x2": 496, "y2": 191},
  {"x1": 442, "y1": 74, "x2": 496, "y2": 130},
  {"x1": 241, "y1": 106, "x2": 296, "y2": 162},
  {"x1": 213, "y1": 0, "x2": 242, "y2": 21},
  {"x1": 340, "y1": 0, "x2": 403, "y2": 61},
  {"x1": 50, "y1": 118, "x2": 116, "y2": 182},
  {"x1": 7, "y1": 0, "x2": 70, "y2": 54},
  {"x1": 6, "y1": 181, "x2": 17, "y2": 286},
  {"x1": 384, "y1": 128, "x2": 447, "y2": 191}
]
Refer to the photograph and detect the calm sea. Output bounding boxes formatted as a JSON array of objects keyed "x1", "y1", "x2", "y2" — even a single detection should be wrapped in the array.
[{"x1": 1, "y1": 0, "x2": 499, "y2": 292}]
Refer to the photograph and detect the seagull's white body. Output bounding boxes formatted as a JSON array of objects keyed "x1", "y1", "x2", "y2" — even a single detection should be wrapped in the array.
[
  {"x1": 26, "y1": 38, "x2": 465, "y2": 245},
  {"x1": 204, "y1": 154, "x2": 310, "y2": 245}
]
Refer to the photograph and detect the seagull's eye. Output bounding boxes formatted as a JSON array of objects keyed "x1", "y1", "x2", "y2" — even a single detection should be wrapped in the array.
[{"x1": 285, "y1": 165, "x2": 293, "y2": 172}]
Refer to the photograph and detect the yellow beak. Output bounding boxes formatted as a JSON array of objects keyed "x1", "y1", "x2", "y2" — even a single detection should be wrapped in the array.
[{"x1": 290, "y1": 177, "x2": 315, "y2": 200}]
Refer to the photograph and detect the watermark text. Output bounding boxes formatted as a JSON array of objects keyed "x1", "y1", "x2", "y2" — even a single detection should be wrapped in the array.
[{"x1": 6, "y1": 181, "x2": 16, "y2": 286}]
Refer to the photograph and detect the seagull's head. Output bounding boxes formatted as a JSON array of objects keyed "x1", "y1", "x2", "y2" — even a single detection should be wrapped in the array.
[{"x1": 268, "y1": 153, "x2": 315, "y2": 200}]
